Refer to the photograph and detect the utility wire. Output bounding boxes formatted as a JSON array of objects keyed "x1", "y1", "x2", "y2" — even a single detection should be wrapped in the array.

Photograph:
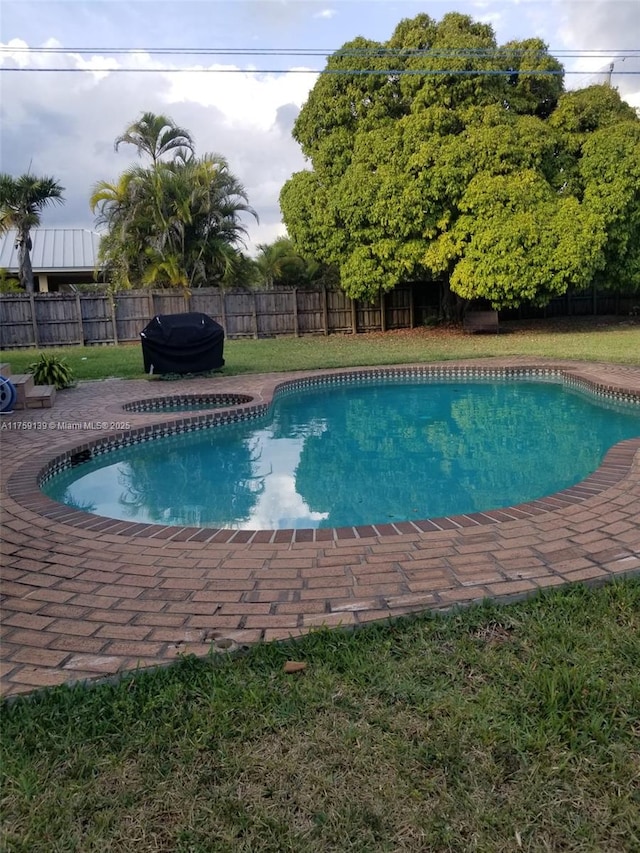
[
  {"x1": 2, "y1": 45, "x2": 639, "y2": 57},
  {"x1": 2, "y1": 44, "x2": 638, "y2": 73},
  {"x1": 2, "y1": 67, "x2": 639, "y2": 75}
]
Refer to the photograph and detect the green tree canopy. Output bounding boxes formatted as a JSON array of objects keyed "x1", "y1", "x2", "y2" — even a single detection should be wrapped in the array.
[
  {"x1": 545, "y1": 90, "x2": 640, "y2": 296},
  {"x1": 0, "y1": 173, "x2": 65, "y2": 292},
  {"x1": 280, "y1": 12, "x2": 640, "y2": 312},
  {"x1": 92, "y1": 113, "x2": 257, "y2": 291}
]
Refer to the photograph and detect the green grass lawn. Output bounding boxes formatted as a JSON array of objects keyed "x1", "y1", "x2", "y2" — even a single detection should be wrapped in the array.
[
  {"x1": 2, "y1": 316, "x2": 640, "y2": 382},
  {"x1": 2, "y1": 581, "x2": 640, "y2": 852}
]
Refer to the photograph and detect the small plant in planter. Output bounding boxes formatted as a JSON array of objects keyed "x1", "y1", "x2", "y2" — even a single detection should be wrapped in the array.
[{"x1": 27, "y1": 353, "x2": 75, "y2": 389}]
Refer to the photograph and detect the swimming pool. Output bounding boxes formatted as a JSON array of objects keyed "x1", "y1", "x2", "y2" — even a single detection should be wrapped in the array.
[{"x1": 43, "y1": 373, "x2": 640, "y2": 530}]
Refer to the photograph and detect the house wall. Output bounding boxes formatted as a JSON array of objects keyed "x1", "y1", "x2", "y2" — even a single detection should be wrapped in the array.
[{"x1": 34, "y1": 272, "x2": 103, "y2": 293}]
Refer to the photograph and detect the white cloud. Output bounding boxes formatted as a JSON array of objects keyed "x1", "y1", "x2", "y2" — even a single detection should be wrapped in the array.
[
  {"x1": 1, "y1": 37, "x2": 32, "y2": 68},
  {"x1": 552, "y1": 0, "x2": 640, "y2": 105},
  {"x1": 0, "y1": 44, "x2": 316, "y2": 253},
  {"x1": 165, "y1": 64, "x2": 317, "y2": 132},
  {"x1": 313, "y1": 9, "x2": 337, "y2": 19},
  {"x1": 476, "y1": 11, "x2": 503, "y2": 28}
]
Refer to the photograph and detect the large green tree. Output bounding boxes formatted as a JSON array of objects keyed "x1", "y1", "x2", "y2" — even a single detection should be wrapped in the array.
[
  {"x1": 92, "y1": 113, "x2": 257, "y2": 290},
  {"x1": 281, "y1": 12, "x2": 640, "y2": 313},
  {"x1": 545, "y1": 88, "x2": 640, "y2": 295},
  {"x1": 580, "y1": 121, "x2": 640, "y2": 292},
  {"x1": 0, "y1": 173, "x2": 65, "y2": 292}
]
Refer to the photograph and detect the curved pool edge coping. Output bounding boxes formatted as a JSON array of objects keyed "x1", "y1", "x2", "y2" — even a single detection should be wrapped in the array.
[
  {"x1": 8, "y1": 362, "x2": 640, "y2": 545},
  {"x1": 122, "y1": 391, "x2": 254, "y2": 413}
]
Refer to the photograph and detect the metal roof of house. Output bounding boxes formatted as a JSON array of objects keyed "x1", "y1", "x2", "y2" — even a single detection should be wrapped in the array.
[{"x1": 0, "y1": 228, "x2": 101, "y2": 272}]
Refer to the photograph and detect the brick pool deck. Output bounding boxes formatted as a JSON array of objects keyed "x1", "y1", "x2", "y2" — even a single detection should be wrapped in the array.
[{"x1": 1, "y1": 357, "x2": 639, "y2": 699}]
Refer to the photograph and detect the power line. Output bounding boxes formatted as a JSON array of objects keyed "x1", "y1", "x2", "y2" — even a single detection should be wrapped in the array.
[
  {"x1": 2, "y1": 45, "x2": 638, "y2": 74},
  {"x1": 2, "y1": 45, "x2": 639, "y2": 57},
  {"x1": 2, "y1": 67, "x2": 639, "y2": 75}
]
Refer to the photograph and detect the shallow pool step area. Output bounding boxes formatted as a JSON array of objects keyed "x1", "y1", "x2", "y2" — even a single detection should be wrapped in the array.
[{"x1": 0, "y1": 362, "x2": 57, "y2": 410}]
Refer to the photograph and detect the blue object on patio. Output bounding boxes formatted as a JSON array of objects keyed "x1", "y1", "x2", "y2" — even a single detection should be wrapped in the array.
[{"x1": 0, "y1": 375, "x2": 16, "y2": 413}]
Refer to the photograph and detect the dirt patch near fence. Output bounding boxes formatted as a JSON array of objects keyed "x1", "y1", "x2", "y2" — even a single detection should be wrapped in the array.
[{"x1": 353, "y1": 315, "x2": 640, "y2": 343}]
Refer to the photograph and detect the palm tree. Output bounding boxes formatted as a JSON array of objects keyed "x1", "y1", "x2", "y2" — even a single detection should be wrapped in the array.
[
  {"x1": 0, "y1": 173, "x2": 65, "y2": 292},
  {"x1": 114, "y1": 112, "x2": 195, "y2": 165},
  {"x1": 142, "y1": 250, "x2": 189, "y2": 289},
  {"x1": 176, "y1": 155, "x2": 257, "y2": 287},
  {"x1": 92, "y1": 137, "x2": 257, "y2": 290},
  {"x1": 255, "y1": 237, "x2": 305, "y2": 287},
  {"x1": 91, "y1": 167, "x2": 154, "y2": 289}
]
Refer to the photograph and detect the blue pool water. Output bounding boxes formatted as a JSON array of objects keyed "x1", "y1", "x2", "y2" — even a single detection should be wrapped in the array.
[{"x1": 43, "y1": 380, "x2": 640, "y2": 530}]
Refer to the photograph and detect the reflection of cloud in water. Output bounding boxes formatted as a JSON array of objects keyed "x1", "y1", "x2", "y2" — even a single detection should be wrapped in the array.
[
  {"x1": 59, "y1": 428, "x2": 329, "y2": 529},
  {"x1": 62, "y1": 469, "x2": 129, "y2": 519},
  {"x1": 237, "y1": 435, "x2": 329, "y2": 530}
]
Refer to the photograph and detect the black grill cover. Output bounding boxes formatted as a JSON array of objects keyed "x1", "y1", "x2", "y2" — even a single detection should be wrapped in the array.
[{"x1": 140, "y1": 312, "x2": 225, "y2": 375}]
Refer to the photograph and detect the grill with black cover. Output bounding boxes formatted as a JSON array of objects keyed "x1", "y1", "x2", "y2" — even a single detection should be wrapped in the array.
[{"x1": 140, "y1": 312, "x2": 225, "y2": 375}]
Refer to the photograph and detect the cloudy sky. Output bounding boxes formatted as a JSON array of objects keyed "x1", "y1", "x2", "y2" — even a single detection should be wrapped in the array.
[{"x1": 1, "y1": 0, "x2": 638, "y2": 254}]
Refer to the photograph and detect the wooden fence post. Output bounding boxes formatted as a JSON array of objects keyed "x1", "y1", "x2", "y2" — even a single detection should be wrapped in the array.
[
  {"x1": 110, "y1": 294, "x2": 119, "y2": 344},
  {"x1": 220, "y1": 290, "x2": 228, "y2": 334},
  {"x1": 409, "y1": 283, "x2": 415, "y2": 328},
  {"x1": 253, "y1": 291, "x2": 259, "y2": 339},
  {"x1": 29, "y1": 293, "x2": 40, "y2": 347},
  {"x1": 293, "y1": 288, "x2": 299, "y2": 337},
  {"x1": 322, "y1": 287, "x2": 329, "y2": 336},
  {"x1": 351, "y1": 298, "x2": 358, "y2": 334},
  {"x1": 75, "y1": 292, "x2": 84, "y2": 344},
  {"x1": 380, "y1": 290, "x2": 386, "y2": 332}
]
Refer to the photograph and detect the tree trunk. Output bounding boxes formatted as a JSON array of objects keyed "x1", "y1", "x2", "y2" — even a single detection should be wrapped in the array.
[
  {"x1": 439, "y1": 276, "x2": 464, "y2": 323},
  {"x1": 17, "y1": 229, "x2": 35, "y2": 293}
]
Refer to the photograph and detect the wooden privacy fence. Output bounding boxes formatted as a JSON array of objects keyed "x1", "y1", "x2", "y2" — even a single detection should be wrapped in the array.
[
  {"x1": 1, "y1": 286, "x2": 636, "y2": 350},
  {"x1": 0, "y1": 286, "x2": 414, "y2": 349}
]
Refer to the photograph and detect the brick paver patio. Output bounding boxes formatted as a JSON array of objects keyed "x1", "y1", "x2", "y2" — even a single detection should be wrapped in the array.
[{"x1": 1, "y1": 357, "x2": 639, "y2": 698}]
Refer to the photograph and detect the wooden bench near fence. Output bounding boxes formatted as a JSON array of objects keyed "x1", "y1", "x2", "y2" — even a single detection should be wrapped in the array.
[{"x1": 463, "y1": 309, "x2": 499, "y2": 334}]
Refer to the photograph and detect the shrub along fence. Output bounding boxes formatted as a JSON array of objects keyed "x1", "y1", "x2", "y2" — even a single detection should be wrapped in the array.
[
  {"x1": 0, "y1": 286, "x2": 414, "y2": 349},
  {"x1": 0, "y1": 286, "x2": 637, "y2": 349}
]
